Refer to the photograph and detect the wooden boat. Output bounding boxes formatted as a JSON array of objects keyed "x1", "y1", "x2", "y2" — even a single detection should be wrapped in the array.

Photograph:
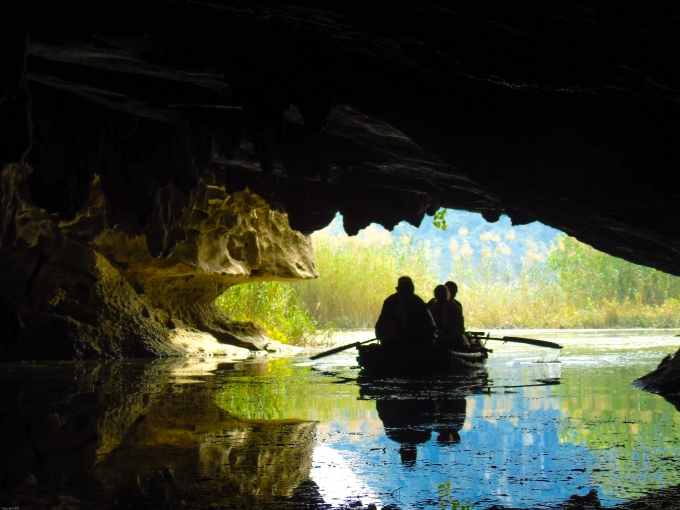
[
  {"x1": 311, "y1": 331, "x2": 561, "y2": 373},
  {"x1": 356, "y1": 344, "x2": 488, "y2": 375},
  {"x1": 356, "y1": 332, "x2": 490, "y2": 375}
]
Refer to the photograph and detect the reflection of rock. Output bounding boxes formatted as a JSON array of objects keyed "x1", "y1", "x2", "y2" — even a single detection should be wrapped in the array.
[
  {"x1": 97, "y1": 387, "x2": 316, "y2": 508},
  {"x1": 285, "y1": 479, "x2": 328, "y2": 509},
  {"x1": 634, "y1": 352, "x2": 680, "y2": 411},
  {"x1": 0, "y1": 360, "x2": 317, "y2": 509},
  {"x1": 0, "y1": 360, "x2": 165, "y2": 508},
  {"x1": 0, "y1": 163, "x2": 316, "y2": 359}
]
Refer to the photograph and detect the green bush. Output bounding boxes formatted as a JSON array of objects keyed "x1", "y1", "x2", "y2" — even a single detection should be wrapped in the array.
[{"x1": 216, "y1": 281, "x2": 318, "y2": 345}]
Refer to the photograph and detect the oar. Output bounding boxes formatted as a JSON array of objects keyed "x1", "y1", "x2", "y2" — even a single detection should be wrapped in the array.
[
  {"x1": 485, "y1": 336, "x2": 563, "y2": 349},
  {"x1": 311, "y1": 338, "x2": 378, "y2": 360}
]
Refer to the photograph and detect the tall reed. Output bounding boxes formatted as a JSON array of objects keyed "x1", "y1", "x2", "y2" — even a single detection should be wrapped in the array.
[
  {"x1": 453, "y1": 234, "x2": 680, "y2": 329},
  {"x1": 295, "y1": 226, "x2": 439, "y2": 328},
  {"x1": 217, "y1": 229, "x2": 680, "y2": 343}
]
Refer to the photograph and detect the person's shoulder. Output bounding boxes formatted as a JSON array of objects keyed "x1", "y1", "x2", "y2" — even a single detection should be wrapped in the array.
[
  {"x1": 448, "y1": 300, "x2": 461, "y2": 311},
  {"x1": 384, "y1": 293, "x2": 399, "y2": 304},
  {"x1": 412, "y1": 294, "x2": 428, "y2": 307}
]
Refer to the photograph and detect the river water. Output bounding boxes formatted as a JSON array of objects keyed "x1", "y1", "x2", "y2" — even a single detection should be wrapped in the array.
[{"x1": 1, "y1": 330, "x2": 679, "y2": 509}]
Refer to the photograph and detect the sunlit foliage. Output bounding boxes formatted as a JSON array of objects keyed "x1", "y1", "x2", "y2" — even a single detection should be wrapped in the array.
[
  {"x1": 216, "y1": 281, "x2": 318, "y2": 344},
  {"x1": 217, "y1": 226, "x2": 680, "y2": 343},
  {"x1": 295, "y1": 225, "x2": 439, "y2": 328},
  {"x1": 457, "y1": 234, "x2": 680, "y2": 329}
]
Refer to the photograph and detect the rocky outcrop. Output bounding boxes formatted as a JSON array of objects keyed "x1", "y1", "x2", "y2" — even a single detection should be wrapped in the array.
[
  {"x1": 633, "y1": 352, "x2": 680, "y2": 411},
  {"x1": 0, "y1": 163, "x2": 316, "y2": 360}
]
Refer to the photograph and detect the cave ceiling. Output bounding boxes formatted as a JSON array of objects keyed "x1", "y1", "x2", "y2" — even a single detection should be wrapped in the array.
[{"x1": 3, "y1": 1, "x2": 680, "y2": 275}]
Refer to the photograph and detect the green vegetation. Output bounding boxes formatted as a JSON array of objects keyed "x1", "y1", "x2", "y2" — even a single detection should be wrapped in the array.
[
  {"x1": 215, "y1": 281, "x2": 318, "y2": 345},
  {"x1": 456, "y1": 234, "x2": 680, "y2": 329},
  {"x1": 217, "y1": 222, "x2": 680, "y2": 343},
  {"x1": 216, "y1": 359, "x2": 377, "y2": 422},
  {"x1": 295, "y1": 228, "x2": 438, "y2": 328},
  {"x1": 557, "y1": 364, "x2": 680, "y2": 498}
]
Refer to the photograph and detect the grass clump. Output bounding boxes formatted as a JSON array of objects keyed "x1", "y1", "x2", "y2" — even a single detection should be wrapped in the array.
[
  {"x1": 295, "y1": 226, "x2": 439, "y2": 328},
  {"x1": 216, "y1": 281, "x2": 318, "y2": 345},
  {"x1": 454, "y1": 234, "x2": 680, "y2": 329}
]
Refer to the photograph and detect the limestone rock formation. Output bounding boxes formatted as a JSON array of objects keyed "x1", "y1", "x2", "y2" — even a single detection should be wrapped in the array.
[
  {"x1": 633, "y1": 352, "x2": 680, "y2": 411},
  {"x1": 0, "y1": 163, "x2": 316, "y2": 360}
]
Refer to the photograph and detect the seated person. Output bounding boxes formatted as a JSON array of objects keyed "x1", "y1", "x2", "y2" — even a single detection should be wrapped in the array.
[
  {"x1": 428, "y1": 280, "x2": 464, "y2": 315},
  {"x1": 444, "y1": 280, "x2": 480, "y2": 349},
  {"x1": 428, "y1": 285, "x2": 470, "y2": 350},
  {"x1": 445, "y1": 281, "x2": 463, "y2": 314},
  {"x1": 375, "y1": 276, "x2": 436, "y2": 348}
]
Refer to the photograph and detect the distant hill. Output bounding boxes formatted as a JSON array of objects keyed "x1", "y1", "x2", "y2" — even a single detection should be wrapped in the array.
[{"x1": 315, "y1": 210, "x2": 562, "y2": 280}]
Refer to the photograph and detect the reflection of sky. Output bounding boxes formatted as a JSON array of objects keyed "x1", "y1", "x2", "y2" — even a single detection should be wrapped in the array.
[
  {"x1": 313, "y1": 387, "x2": 602, "y2": 509},
  {"x1": 223, "y1": 331, "x2": 680, "y2": 508},
  {"x1": 312, "y1": 445, "x2": 382, "y2": 507},
  {"x1": 308, "y1": 333, "x2": 680, "y2": 509}
]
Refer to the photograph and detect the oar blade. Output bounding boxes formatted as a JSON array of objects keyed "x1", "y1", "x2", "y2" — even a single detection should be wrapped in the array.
[
  {"x1": 310, "y1": 338, "x2": 378, "y2": 360},
  {"x1": 310, "y1": 342, "x2": 360, "y2": 360},
  {"x1": 503, "y1": 336, "x2": 563, "y2": 349},
  {"x1": 485, "y1": 336, "x2": 563, "y2": 349}
]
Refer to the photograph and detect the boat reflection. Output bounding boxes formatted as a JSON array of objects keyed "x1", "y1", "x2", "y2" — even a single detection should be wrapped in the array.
[{"x1": 357, "y1": 369, "x2": 488, "y2": 465}]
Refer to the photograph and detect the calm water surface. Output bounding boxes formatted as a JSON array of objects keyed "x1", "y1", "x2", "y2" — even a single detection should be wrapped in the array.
[{"x1": 1, "y1": 330, "x2": 679, "y2": 509}]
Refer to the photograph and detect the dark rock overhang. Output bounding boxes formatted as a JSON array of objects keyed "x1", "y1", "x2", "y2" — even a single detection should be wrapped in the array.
[{"x1": 2, "y1": 1, "x2": 680, "y2": 275}]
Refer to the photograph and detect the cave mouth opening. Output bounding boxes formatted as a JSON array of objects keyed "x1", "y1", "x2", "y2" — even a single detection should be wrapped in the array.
[{"x1": 216, "y1": 210, "x2": 680, "y2": 347}]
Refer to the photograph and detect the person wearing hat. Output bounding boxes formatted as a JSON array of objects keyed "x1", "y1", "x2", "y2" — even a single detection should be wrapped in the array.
[{"x1": 375, "y1": 276, "x2": 437, "y2": 347}]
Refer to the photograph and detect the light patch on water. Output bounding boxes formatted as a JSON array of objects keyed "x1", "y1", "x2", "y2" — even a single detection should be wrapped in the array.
[{"x1": 312, "y1": 445, "x2": 382, "y2": 507}]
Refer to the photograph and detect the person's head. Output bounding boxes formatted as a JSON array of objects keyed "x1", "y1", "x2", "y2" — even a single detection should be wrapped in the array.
[
  {"x1": 445, "y1": 281, "x2": 458, "y2": 299},
  {"x1": 398, "y1": 444, "x2": 418, "y2": 466},
  {"x1": 434, "y1": 284, "x2": 449, "y2": 303},
  {"x1": 396, "y1": 276, "x2": 415, "y2": 296},
  {"x1": 436, "y1": 429, "x2": 461, "y2": 444}
]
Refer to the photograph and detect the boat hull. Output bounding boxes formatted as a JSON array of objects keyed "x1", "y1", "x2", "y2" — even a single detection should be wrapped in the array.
[{"x1": 356, "y1": 343, "x2": 487, "y2": 375}]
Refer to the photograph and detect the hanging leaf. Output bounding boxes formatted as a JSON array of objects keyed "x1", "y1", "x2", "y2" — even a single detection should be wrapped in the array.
[{"x1": 433, "y1": 208, "x2": 448, "y2": 231}]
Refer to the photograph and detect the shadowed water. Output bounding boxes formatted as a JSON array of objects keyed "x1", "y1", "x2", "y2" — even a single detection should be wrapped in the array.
[{"x1": 1, "y1": 330, "x2": 679, "y2": 509}]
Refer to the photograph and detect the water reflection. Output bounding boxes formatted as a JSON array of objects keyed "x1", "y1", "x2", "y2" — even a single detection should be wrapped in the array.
[
  {"x1": 358, "y1": 371, "x2": 488, "y2": 465},
  {"x1": 0, "y1": 331, "x2": 679, "y2": 509},
  {"x1": 0, "y1": 358, "x2": 318, "y2": 509}
]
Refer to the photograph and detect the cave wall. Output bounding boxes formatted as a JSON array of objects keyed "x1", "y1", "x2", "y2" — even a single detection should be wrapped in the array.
[
  {"x1": 3, "y1": 2, "x2": 678, "y2": 274},
  {"x1": 0, "y1": 162, "x2": 315, "y2": 360}
]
